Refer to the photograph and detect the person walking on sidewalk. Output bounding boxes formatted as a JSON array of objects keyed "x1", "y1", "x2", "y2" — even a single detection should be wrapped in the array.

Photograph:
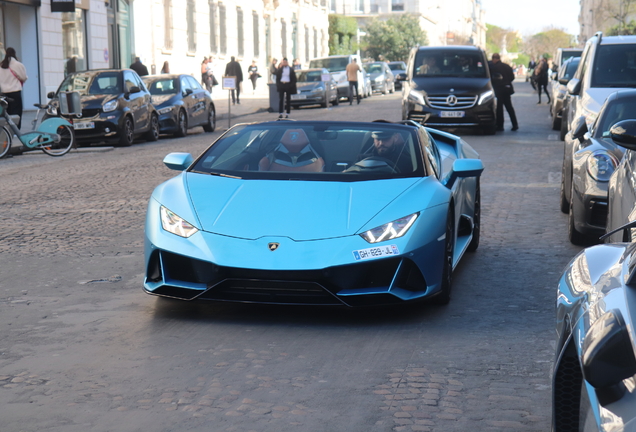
[
  {"x1": 248, "y1": 60, "x2": 259, "y2": 93},
  {"x1": 129, "y1": 57, "x2": 149, "y2": 76},
  {"x1": 224, "y1": 56, "x2": 243, "y2": 104},
  {"x1": 275, "y1": 58, "x2": 297, "y2": 119},
  {"x1": 489, "y1": 53, "x2": 518, "y2": 132},
  {"x1": 0, "y1": 48, "x2": 27, "y2": 129},
  {"x1": 269, "y1": 58, "x2": 278, "y2": 83},
  {"x1": 534, "y1": 57, "x2": 551, "y2": 105},
  {"x1": 346, "y1": 58, "x2": 362, "y2": 105}
]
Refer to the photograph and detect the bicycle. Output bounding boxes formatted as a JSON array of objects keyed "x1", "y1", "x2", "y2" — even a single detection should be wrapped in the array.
[{"x1": 0, "y1": 95, "x2": 75, "y2": 158}]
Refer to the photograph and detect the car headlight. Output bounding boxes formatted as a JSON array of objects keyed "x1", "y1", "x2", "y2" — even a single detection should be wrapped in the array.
[
  {"x1": 478, "y1": 90, "x2": 494, "y2": 105},
  {"x1": 374, "y1": 76, "x2": 384, "y2": 83},
  {"x1": 47, "y1": 104, "x2": 58, "y2": 116},
  {"x1": 160, "y1": 206, "x2": 199, "y2": 238},
  {"x1": 408, "y1": 90, "x2": 425, "y2": 106},
  {"x1": 360, "y1": 213, "x2": 419, "y2": 244},
  {"x1": 103, "y1": 99, "x2": 118, "y2": 113},
  {"x1": 586, "y1": 150, "x2": 618, "y2": 182},
  {"x1": 157, "y1": 106, "x2": 173, "y2": 115}
]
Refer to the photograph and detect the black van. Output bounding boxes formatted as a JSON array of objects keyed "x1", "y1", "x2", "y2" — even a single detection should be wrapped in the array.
[{"x1": 398, "y1": 45, "x2": 497, "y2": 134}]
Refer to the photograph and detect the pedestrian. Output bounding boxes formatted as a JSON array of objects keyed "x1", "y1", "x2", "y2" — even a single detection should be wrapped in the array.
[
  {"x1": 224, "y1": 56, "x2": 243, "y2": 104},
  {"x1": 528, "y1": 58, "x2": 537, "y2": 90},
  {"x1": 129, "y1": 56, "x2": 149, "y2": 76},
  {"x1": 275, "y1": 57, "x2": 297, "y2": 119},
  {"x1": 248, "y1": 60, "x2": 259, "y2": 93},
  {"x1": 0, "y1": 48, "x2": 27, "y2": 129},
  {"x1": 201, "y1": 57, "x2": 211, "y2": 91},
  {"x1": 292, "y1": 58, "x2": 302, "y2": 71},
  {"x1": 489, "y1": 53, "x2": 518, "y2": 132},
  {"x1": 269, "y1": 57, "x2": 278, "y2": 83},
  {"x1": 160, "y1": 61, "x2": 170, "y2": 74},
  {"x1": 346, "y1": 58, "x2": 362, "y2": 105},
  {"x1": 534, "y1": 57, "x2": 551, "y2": 105}
]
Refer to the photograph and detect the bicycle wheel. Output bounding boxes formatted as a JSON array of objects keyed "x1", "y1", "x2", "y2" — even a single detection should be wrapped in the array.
[
  {"x1": 0, "y1": 126, "x2": 11, "y2": 158},
  {"x1": 41, "y1": 124, "x2": 74, "y2": 156}
]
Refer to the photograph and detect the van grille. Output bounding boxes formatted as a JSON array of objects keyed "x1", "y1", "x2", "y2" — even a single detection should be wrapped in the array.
[{"x1": 426, "y1": 95, "x2": 477, "y2": 110}]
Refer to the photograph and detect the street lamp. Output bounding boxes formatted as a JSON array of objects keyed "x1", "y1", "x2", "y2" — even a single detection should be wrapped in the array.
[{"x1": 357, "y1": 29, "x2": 366, "y2": 57}]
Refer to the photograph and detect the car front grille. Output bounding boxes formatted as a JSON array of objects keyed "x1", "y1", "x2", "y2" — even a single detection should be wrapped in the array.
[
  {"x1": 426, "y1": 95, "x2": 477, "y2": 110},
  {"x1": 80, "y1": 108, "x2": 102, "y2": 118}
]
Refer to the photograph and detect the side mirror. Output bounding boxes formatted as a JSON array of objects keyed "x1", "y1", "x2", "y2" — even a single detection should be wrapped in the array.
[
  {"x1": 396, "y1": 73, "x2": 407, "y2": 82},
  {"x1": 582, "y1": 309, "x2": 636, "y2": 405},
  {"x1": 444, "y1": 159, "x2": 484, "y2": 188},
  {"x1": 558, "y1": 77, "x2": 569, "y2": 85},
  {"x1": 567, "y1": 78, "x2": 581, "y2": 96},
  {"x1": 610, "y1": 120, "x2": 636, "y2": 150},
  {"x1": 163, "y1": 152, "x2": 194, "y2": 171},
  {"x1": 47, "y1": 91, "x2": 56, "y2": 99},
  {"x1": 129, "y1": 86, "x2": 141, "y2": 94},
  {"x1": 571, "y1": 116, "x2": 589, "y2": 141}
]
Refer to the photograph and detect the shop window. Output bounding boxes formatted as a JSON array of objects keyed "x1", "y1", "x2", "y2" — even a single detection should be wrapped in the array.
[
  {"x1": 219, "y1": 3, "x2": 227, "y2": 54},
  {"x1": 209, "y1": 2, "x2": 217, "y2": 54},
  {"x1": 164, "y1": 0, "x2": 172, "y2": 50},
  {"x1": 187, "y1": 0, "x2": 196, "y2": 52},
  {"x1": 252, "y1": 11, "x2": 259, "y2": 57},
  {"x1": 237, "y1": 7, "x2": 243, "y2": 57},
  {"x1": 62, "y1": 9, "x2": 87, "y2": 75}
]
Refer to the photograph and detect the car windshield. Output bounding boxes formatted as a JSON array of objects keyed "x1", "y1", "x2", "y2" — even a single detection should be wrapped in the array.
[
  {"x1": 58, "y1": 72, "x2": 123, "y2": 95},
  {"x1": 560, "y1": 50, "x2": 582, "y2": 65},
  {"x1": 388, "y1": 62, "x2": 407, "y2": 71},
  {"x1": 414, "y1": 50, "x2": 487, "y2": 78},
  {"x1": 597, "y1": 97, "x2": 636, "y2": 137},
  {"x1": 308, "y1": 58, "x2": 350, "y2": 72},
  {"x1": 296, "y1": 71, "x2": 323, "y2": 82},
  {"x1": 145, "y1": 78, "x2": 179, "y2": 95},
  {"x1": 365, "y1": 64, "x2": 384, "y2": 74},
  {"x1": 190, "y1": 122, "x2": 425, "y2": 181},
  {"x1": 592, "y1": 44, "x2": 636, "y2": 87}
]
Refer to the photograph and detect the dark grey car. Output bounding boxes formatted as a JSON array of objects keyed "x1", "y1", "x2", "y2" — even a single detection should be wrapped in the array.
[
  {"x1": 388, "y1": 61, "x2": 407, "y2": 90},
  {"x1": 549, "y1": 56, "x2": 579, "y2": 131}
]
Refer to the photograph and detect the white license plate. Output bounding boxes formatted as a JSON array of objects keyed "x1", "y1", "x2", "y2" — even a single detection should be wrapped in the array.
[
  {"x1": 73, "y1": 122, "x2": 95, "y2": 130},
  {"x1": 353, "y1": 244, "x2": 400, "y2": 261},
  {"x1": 440, "y1": 111, "x2": 465, "y2": 118},
  {"x1": 291, "y1": 94, "x2": 306, "y2": 100}
]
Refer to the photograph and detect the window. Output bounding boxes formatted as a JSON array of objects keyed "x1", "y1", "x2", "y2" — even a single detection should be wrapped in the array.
[
  {"x1": 330, "y1": 0, "x2": 336, "y2": 12},
  {"x1": 354, "y1": 0, "x2": 363, "y2": 12},
  {"x1": 62, "y1": 9, "x2": 88, "y2": 75},
  {"x1": 391, "y1": 0, "x2": 404, "y2": 11},
  {"x1": 209, "y1": 2, "x2": 217, "y2": 54},
  {"x1": 219, "y1": 3, "x2": 227, "y2": 54},
  {"x1": 163, "y1": 0, "x2": 173, "y2": 50},
  {"x1": 187, "y1": 0, "x2": 196, "y2": 52},
  {"x1": 281, "y1": 19, "x2": 287, "y2": 58},
  {"x1": 292, "y1": 14, "x2": 297, "y2": 60},
  {"x1": 305, "y1": 26, "x2": 310, "y2": 63},
  {"x1": 253, "y1": 12, "x2": 259, "y2": 57},
  {"x1": 313, "y1": 28, "x2": 317, "y2": 58},
  {"x1": 369, "y1": 0, "x2": 379, "y2": 13},
  {"x1": 237, "y1": 7, "x2": 244, "y2": 56}
]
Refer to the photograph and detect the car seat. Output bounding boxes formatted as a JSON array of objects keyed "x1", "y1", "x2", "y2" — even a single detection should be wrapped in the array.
[{"x1": 258, "y1": 129, "x2": 325, "y2": 172}]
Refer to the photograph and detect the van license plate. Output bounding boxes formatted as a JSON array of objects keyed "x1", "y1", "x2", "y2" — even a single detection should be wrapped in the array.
[{"x1": 440, "y1": 111, "x2": 465, "y2": 118}]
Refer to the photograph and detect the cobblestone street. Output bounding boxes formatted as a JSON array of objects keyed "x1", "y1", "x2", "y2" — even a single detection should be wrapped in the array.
[{"x1": 0, "y1": 81, "x2": 579, "y2": 432}]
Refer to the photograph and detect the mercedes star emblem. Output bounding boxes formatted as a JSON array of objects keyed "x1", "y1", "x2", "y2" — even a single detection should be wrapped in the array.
[
  {"x1": 446, "y1": 95, "x2": 458, "y2": 106},
  {"x1": 268, "y1": 242, "x2": 280, "y2": 251}
]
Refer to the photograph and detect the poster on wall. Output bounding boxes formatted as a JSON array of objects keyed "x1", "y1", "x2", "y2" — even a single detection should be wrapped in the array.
[{"x1": 51, "y1": 0, "x2": 75, "y2": 12}]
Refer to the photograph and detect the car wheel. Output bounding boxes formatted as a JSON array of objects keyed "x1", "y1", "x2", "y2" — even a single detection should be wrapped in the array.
[
  {"x1": 467, "y1": 179, "x2": 480, "y2": 252},
  {"x1": 568, "y1": 184, "x2": 595, "y2": 246},
  {"x1": 332, "y1": 96, "x2": 339, "y2": 106},
  {"x1": 430, "y1": 207, "x2": 454, "y2": 305},
  {"x1": 145, "y1": 114, "x2": 159, "y2": 142},
  {"x1": 117, "y1": 116, "x2": 134, "y2": 147},
  {"x1": 560, "y1": 114, "x2": 568, "y2": 141},
  {"x1": 202, "y1": 106, "x2": 216, "y2": 132},
  {"x1": 560, "y1": 161, "x2": 569, "y2": 214},
  {"x1": 389, "y1": 82, "x2": 395, "y2": 94},
  {"x1": 174, "y1": 110, "x2": 187, "y2": 137},
  {"x1": 552, "y1": 114, "x2": 562, "y2": 131},
  {"x1": 382, "y1": 83, "x2": 388, "y2": 95}
]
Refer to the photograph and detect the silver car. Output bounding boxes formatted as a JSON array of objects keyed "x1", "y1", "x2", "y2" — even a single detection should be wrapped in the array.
[
  {"x1": 363, "y1": 62, "x2": 395, "y2": 95},
  {"x1": 549, "y1": 56, "x2": 579, "y2": 131},
  {"x1": 290, "y1": 68, "x2": 339, "y2": 108}
]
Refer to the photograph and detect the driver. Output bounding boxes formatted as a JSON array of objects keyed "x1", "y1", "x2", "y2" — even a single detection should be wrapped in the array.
[{"x1": 361, "y1": 130, "x2": 413, "y2": 173}]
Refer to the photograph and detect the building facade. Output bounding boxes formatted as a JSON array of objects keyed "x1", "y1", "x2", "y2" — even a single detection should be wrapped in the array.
[
  {"x1": 8, "y1": 0, "x2": 329, "y2": 111},
  {"x1": 579, "y1": 0, "x2": 636, "y2": 42}
]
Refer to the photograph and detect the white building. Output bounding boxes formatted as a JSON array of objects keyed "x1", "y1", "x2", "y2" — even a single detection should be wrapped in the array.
[
  {"x1": 6, "y1": 0, "x2": 329, "y2": 110},
  {"x1": 579, "y1": 0, "x2": 636, "y2": 42}
]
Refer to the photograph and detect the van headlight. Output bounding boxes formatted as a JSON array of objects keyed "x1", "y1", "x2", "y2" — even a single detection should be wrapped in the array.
[
  {"x1": 408, "y1": 90, "x2": 425, "y2": 106},
  {"x1": 478, "y1": 90, "x2": 494, "y2": 105}
]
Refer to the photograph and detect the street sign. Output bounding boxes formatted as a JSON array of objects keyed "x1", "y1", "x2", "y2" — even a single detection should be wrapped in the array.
[
  {"x1": 222, "y1": 76, "x2": 236, "y2": 90},
  {"x1": 321, "y1": 74, "x2": 331, "y2": 82}
]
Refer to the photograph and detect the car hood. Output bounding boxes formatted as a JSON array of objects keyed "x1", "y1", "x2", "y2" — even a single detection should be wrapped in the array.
[
  {"x1": 151, "y1": 94, "x2": 177, "y2": 106},
  {"x1": 410, "y1": 77, "x2": 491, "y2": 95},
  {"x1": 297, "y1": 82, "x2": 322, "y2": 91},
  {"x1": 184, "y1": 174, "x2": 421, "y2": 240},
  {"x1": 79, "y1": 94, "x2": 119, "y2": 109},
  {"x1": 583, "y1": 87, "x2": 633, "y2": 115}
]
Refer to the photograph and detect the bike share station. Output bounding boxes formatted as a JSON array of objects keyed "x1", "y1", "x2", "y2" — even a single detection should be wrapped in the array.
[{"x1": 0, "y1": 91, "x2": 81, "y2": 158}]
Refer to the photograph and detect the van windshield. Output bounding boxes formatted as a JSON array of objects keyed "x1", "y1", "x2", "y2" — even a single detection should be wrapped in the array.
[
  {"x1": 309, "y1": 58, "x2": 350, "y2": 72},
  {"x1": 414, "y1": 50, "x2": 487, "y2": 78}
]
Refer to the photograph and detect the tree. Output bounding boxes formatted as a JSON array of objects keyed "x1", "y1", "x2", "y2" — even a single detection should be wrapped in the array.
[
  {"x1": 602, "y1": 0, "x2": 636, "y2": 31},
  {"x1": 362, "y1": 14, "x2": 428, "y2": 62},
  {"x1": 607, "y1": 20, "x2": 636, "y2": 35},
  {"x1": 328, "y1": 14, "x2": 358, "y2": 55},
  {"x1": 523, "y1": 27, "x2": 575, "y2": 60},
  {"x1": 486, "y1": 24, "x2": 522, "y2": 55}
]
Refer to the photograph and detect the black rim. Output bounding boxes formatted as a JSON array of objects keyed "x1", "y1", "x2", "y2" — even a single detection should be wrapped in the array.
[
  {"x1": 126, "y1": 119, "x2": 134, "y2": 142},
  {"x1": 179, "y1": 112, "x2": 186, "y2": 134},
  {"x1": 152, "y1": 116, "x2": 159, "y2": 138}
]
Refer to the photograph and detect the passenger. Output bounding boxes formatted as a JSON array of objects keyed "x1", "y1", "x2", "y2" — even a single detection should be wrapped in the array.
[{"x1": 420, "y1": 57, "x2": 440, "y2": 75}]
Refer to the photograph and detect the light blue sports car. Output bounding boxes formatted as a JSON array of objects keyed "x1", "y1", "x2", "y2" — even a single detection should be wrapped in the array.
[{"x1": 144, "y1": 120, "x2": 484, "y2": 306}]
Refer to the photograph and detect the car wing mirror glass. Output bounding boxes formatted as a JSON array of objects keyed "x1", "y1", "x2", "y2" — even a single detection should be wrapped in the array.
[
  {"x1": 163, "y1": 152, "x2": 194, "y2": 171},
  {"x1": 572, "y1": 116, "x2": 589, "y2": 141},
  {"x1": 610, "y1": 120, "x2": 636, "y2": 150},
  {"x1": 396, "y1": 73, "x2": 407, "y2": 81},
  {"x1": 130, "y1": 86, "x2": 141, "y2": 94},
  {"x1": 567, "y1": 78, "x2": 581, "y2": 95},
  {"x1": 47, "y1": 91, "x2": 56, "y2": 99}
]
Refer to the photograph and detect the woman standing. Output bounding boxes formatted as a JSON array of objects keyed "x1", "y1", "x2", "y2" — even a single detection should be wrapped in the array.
[
  {"x1": 201, "y1": 57, "x2": 210, "y2": 90},
  {"x1": 0, "y1": 48, "x2": 27, "y2": 129},
  {"x1": 160, "y1": 61, "x2": 170, "y2": 74},
  {"x1": 248, "y1": 60, "x2": 259, "y2": 93},
  {"x1": 275, "y1": 58, "x2": 297, "y2": 119}
]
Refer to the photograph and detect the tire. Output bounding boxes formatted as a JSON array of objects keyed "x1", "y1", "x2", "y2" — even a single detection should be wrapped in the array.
[
  {"x1": 551, "y1": 110, "x2": 561, "y2": 131},
  {"x1": 174, "y1": 110, "x2": 187, "y2": 137},
  {"x1": 0, "y1": 126, "x2": 11, "y2": 158},
  {"x1": 202, "y1": 106, "x2": 216, "y2": 132},
  {"x1": 118, "y1": 116, "x2": 134, "y2": 147},
  {"x1": 560, "y1": 114, "x2": 568, "y2": 141},
  {"x1": 144, "y1": 114, "x2": 159, "y2": 142},
  {"x1": 560, "y1": 161, "x2": 569, "y2": 214},
  {"x1": 430, "y1": 208, "x2": 454, "y2": 305},
  {"x1": 382, "y1": 83, "x2": 388, "y2": 95},
  {"x1": 389, "y1": 82, "x2": 395, "y2": 94},
  {"x1": 331, "y1": 96, "x2": 339, "y2": 106},
  {"x1": 320, "y1": 100, "x2": 328, "y2": 108},
  {"x1": 568, "y1": 184, "x2": 596, "y2": 246},
  {"x1": 41, "y1": 124, "x2": 74, "y2": 156},
  {"x1": 467, "y1": 179, "x2": 480, "y2": 252}
]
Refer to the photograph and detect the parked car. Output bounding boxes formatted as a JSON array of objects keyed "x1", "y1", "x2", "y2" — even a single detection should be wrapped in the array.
[
  {"x1": 553, "y1": 231, "x2": 636, "y2": 432},
  {"x1": 559, "y1": 90, "x2": 636, "y2": 245},
  {"x1": 388, "y1": 61, "x2": 407, "y2": 89},
  {"x1": 363, "y1": 62, "x2": 395, "y2": 95},
  {"x1": 290, "y1": 68, "x2": 339, "y2": 108},
  {"x1": 606, "y1": 117, "x2": 636, "y2": 242},
  {"x1": 142, "y1": 74, "x2": 216, "y2": 137},
  {"x1": 553, "y1": 47, "x2": 583, "y2": 72},
  {"x1": 46, "y1": 69, "x2": 159, "y2": 147},
  {"x1": 308, "y1": 55, "x2": 366, "y2": 100},
  {"x1": 561, "y1": 32, "x2": 636, "y2": 141},
  {"x1": 397, "y1": 45, "x2": 497, "y2": 134},
  {"x1": 549, "y1": 56, "x2": 579, "y2": 131},
  {"x1": 143, "y1": 120, "x2": 483, "y2": 306}
]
